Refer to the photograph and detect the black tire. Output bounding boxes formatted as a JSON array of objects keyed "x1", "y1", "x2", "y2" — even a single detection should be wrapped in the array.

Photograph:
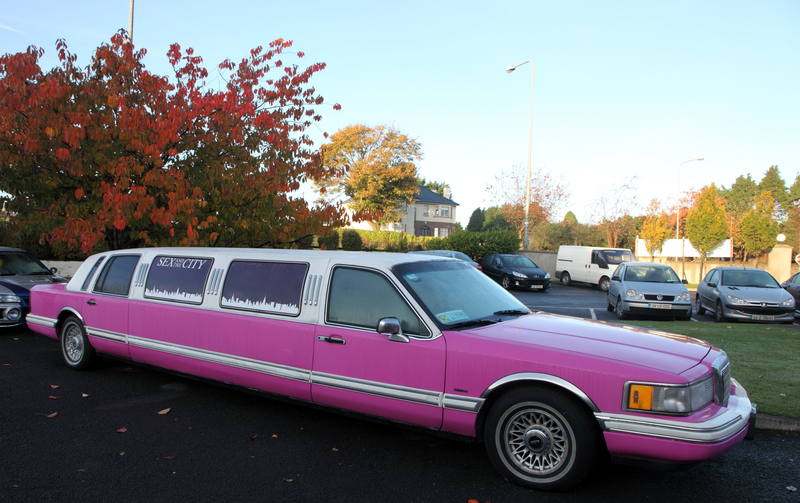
[
  {"x1": 598, "y1": 277, "x2": 610, "y2": 292},
  {"x1": 606, "y1": 302, "x2": 614, "y2": 312},
  {"x1": 484, "y1": 386, "x2": 599, "y2": 491},
  {"x1": 615, "y1": 297, "x2": 627, "y2": 320},
  {"x1": 714, "y1": 301, "x2": 726, "y2": 323},
  {"x1": 501, "y1": 275, "x2": 512, "y2": 290},
  {"x1": 560, "y1": 272, "x2": 571, "y2": 286},
  {"x1": 695, "y1": 295, "x2": 706, "y2": 316},
  {"x1": 60, "y1": 316, "x2": 96, "y2": 370},
  {"x1": 682, "y1": 308, "x2": 693, "y2": 321}
]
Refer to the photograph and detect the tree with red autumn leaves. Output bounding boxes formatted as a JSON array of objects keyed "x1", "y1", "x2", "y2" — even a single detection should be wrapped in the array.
[{"x1": 0, "y1": 31, "x2": 345, "y2": 255}]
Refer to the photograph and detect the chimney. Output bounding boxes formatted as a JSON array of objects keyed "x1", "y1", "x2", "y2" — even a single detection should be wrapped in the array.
[{"x1": 443, "y1": 185, "x2": 451, "y2": 200}]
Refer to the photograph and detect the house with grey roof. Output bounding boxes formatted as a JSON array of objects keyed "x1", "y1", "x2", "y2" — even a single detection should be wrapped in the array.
[{"x1": 346, "y1": 185, "x2": 459, "y2": 237}]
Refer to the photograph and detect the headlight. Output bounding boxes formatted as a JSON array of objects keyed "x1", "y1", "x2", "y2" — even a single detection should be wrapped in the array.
[
  {"x1": 626, "y1": 289, "x2": 643, "y2": 300},
  {"x1": 681, "y1": 292, "x2": 691, "y2": 302},
  {"x1": 782, "y1": 297, "x2": 795, "y2": 307},
  {"x1": 727, "y1": 294, "x2": 746, "y2": 305},
  {"x1": 545, "y1": 272, "x2": 551, "y2": 279},
  {"x1": 0, "y1": 294, "x2": 21, "y2": 303},
  {"x1": 626, "y1": 377, "x2": 713, "y2": 415},
  {"x1": 512, "y1": 271, "x2": 527, "y2": 278}
]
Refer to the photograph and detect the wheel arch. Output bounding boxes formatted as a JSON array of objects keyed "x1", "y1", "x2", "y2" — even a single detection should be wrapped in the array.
[
  {"x1": 55, "y1": 308, "x2": 84, "y2": 338},
  {"x1": 474, "y1": 373, "x2": 600, "y2": 440}
]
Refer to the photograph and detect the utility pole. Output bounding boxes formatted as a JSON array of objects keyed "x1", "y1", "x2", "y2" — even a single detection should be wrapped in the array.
[{"x1": 127, "y1": 0, "x2": 135, "y2": 43}]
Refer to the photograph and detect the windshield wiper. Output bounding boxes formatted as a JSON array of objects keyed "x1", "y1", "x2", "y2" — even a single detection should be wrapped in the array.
[
  {"x1": 447, "y1": 318, "x2": 501, "y2": 330},
  {"x1": 493, "y1": 309, "x2": 530, "y2": 316}
]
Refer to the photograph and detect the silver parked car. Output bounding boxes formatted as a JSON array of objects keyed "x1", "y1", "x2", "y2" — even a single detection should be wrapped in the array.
[
  {"x1": 607, "y1": 262, "x2": 692, "y2": 320},
  {"x1": 696, "y1": 266, "x2": 794, "y2": 323}
]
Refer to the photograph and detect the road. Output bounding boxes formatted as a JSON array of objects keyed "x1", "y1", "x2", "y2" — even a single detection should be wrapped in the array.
[{"x1": 1, "y1": 325, "x2": 797, "y2": 502}]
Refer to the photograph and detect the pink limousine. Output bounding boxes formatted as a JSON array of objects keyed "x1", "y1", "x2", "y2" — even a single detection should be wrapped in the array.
[{"x1": 27, "y1": 248, "x2": 756, "y2": 491}]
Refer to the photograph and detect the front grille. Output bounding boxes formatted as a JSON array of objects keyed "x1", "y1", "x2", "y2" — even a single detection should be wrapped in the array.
[
  {"x1": 644, "y1": 294, "x2": 675, "y2": 301},
  {"x1": 712, "y1": 353, "x2": 731, "y2": 407}
]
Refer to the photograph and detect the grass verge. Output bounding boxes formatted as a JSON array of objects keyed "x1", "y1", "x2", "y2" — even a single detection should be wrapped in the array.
[{"x1": 618, "y1": 320, "x2": 799, "y2": 419}]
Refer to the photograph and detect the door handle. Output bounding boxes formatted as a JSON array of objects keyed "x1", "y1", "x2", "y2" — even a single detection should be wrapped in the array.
[
  {"x1": 86, "y1": 300, "x2": 97, "y2": 305},
  {"x1": 317, "y1": 336, "x2": 346, "y2": 345}
]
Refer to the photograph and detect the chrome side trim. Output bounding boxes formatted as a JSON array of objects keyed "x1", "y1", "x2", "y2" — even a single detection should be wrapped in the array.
[
  {"x1": 134, "y1": 263, "x2": 149, "y2": 287},
  {"x1": 314, "y1": 275, "x2": 323, "y2": 305},
  {"x1": 443, "y1": 394, "x2": 485, "y2": 413},
  {"x1": 207, "y1": 269, "x2": 224, "y2": 295},
  {"x1": 25, "y1": 314, "x2": 57, "y2": 329},
  {"x1": 127, "y1": 335, "x2": 312, "y2": 382},
  {"x1": 595, "y1": 379, "x2": 752, "y2": 444},
  {"x1": 311, "y1": 371, "x2": 442, "y2": 407},
  {"x1": 86, "y1": 327, "x2": 128, "y2": 344},
  {"x1": 481, "y1": 372, "x2": 600, "y2": 413}
]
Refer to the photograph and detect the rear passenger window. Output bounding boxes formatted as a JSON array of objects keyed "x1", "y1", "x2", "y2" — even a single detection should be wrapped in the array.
[
  {"x1": 145, "y1": 256, "x2": 213, "y2": 304},
  {"x1": 220, "y1": 261, "x2": 308, "y2": 315},
  {"x1": 327, "y1": 267, "x2": 428, "y2": 336},
  {"x1": 93, "y1": 255, "x2": 140, "y2": 296},
  {"x1": 81, "y1": 256, "x2": 106, "y2": 291}
]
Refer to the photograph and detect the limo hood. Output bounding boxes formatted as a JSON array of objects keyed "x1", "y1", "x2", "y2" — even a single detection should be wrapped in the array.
[{"x1": 460, "y1": 311, "x2": 711, "y2": 375}]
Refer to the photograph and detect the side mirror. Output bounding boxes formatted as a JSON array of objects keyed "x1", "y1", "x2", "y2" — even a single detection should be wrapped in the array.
[
  {"x1": 611, "y1": 276, "x2": 620, "y2": 282},
  {"x1": 50, "y1": 267, "x2": 58, "y2": 274},
  {"x1": 377, "y1": 317, "x2": 409, "y2": 343},
  {"x1": 707, "y1": 282, "x2": 717, "y2": 288},
  {"x1": 682, "y1": 279, "x2": 688, "y2": 285}
]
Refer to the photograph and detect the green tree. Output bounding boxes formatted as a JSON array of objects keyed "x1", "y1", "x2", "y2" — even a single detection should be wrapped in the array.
[
  {"x1": 466, "y1": 208, "x2": 485, "y2": 232},
  {"x1": 315, "y1": 124, "x2": 422, "y2": 229},
  {"x1": 685, "y1": 184, "x2": 728, "y2": 278},
  {"x1": 740, "y1": 191, "x2": 778, "y2": 262},
  {"x1": 759, "y1": 165, "x2": 789, "y2": 220},
  {"x1": 720, "y1": 174, "x2": 759, "y2": 260},
  {"x1": 640, "y1": 199, "x2": 671, "y2": 261},
  {"x1": 417, "y1": 177, "x2": 448, "y2": 196},
  {"x1": 483, "y1": 206, "x2": 512, "y2": 231}
]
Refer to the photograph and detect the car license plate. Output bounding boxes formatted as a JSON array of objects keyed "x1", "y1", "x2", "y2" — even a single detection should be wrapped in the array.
[
  {"x1": 751, "y1": 315, "x2": 774, "y2": 321},
  {"x1": 648, "y1": 303, "x2": 672, "y2": 310},
  {"x1": 530, "y1": 285, "x2": 543, "y2": 289}
]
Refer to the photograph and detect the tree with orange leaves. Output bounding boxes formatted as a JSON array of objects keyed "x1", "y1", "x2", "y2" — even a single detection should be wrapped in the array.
[{"x1": 0, "y1": 31, "x2": 345, "y2": 255}]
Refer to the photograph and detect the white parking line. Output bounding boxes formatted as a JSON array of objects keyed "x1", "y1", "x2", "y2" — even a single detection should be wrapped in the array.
[{"x1": 590, "y1": 309, "x2": 597, "y2": 320}]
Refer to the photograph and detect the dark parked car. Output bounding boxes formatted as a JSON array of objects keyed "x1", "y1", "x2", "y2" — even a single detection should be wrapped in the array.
[
  {"x1": 0, "y1": 247, "x2": 66, "y2": 328},
  {"x1": 407, "y1": 250, "x2": 481, "y2": 270},
  {"x1": 696, "y1": 266, "x2": 794, "y2": 323},
  {"x1": 780, "y1": 272, "x2": 800, "y2": 318},
  {"x1": 480, "y1": 254, "x2": 550, "y2": 291}
]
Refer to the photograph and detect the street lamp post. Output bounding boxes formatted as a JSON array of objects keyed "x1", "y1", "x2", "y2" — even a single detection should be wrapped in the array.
[
  {"x1": 676, "y1": 157, "x2": 704, "y2": 280},
  {"x1": 506, "y1": 61, "x2": 534, "y2": 250}
]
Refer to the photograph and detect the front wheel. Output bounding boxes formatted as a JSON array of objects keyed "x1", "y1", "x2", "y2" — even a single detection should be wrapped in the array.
[
  {"x1": 560, "y1": 272, "x2": 571, "y2": 286},
  {"x1": 615, "y1": 297, "x2": 627, "y2": 320},
  {"x1": 484, "y1": 386, "x2": 599, "y2": 491},
  {"x1": 60, "y1": 316, "x2": 97, "y2": 370},
  {"x1": 714, "y1": 301, "x2": 726, "y2": 323},
  {"x1": 598, "y1": 277, "x2": 610, "y2": 292},
  {"x1": 501, "y1": 275, "x2": 512, "y2": 290}
]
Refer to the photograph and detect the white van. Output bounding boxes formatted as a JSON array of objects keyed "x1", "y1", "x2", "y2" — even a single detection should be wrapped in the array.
[{"x1": 556, "y1": 246, "x2": 635, "y2": 291}]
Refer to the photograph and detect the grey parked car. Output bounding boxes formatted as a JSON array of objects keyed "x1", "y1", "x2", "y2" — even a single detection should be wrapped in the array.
[
  {"x1": 696, "y1": 266, "x2": 794, "y2": 323},
  {"x1": 0, "y1": 247, "x2": 67, "y2": 328},
  {"x1": 606, "y1": 262, "x2": 692, "y2": 320}
]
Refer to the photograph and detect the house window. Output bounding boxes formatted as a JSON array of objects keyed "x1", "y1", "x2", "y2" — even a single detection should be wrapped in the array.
[
  {"x1": 435, "y1": 206, "x2": 440, "y2": 216},
  {"x1": 441, "y1": 206, "x2": 450, "y2": 218},
  {"x1": 423, "y1": 205, "x2": 429, "y2": 217},
  {"x1": 440, "y1": 228, "x2": 449, "y2": 238},
  {"x1": 420, "y1": 226, "x2": 431, "y2": 237}
]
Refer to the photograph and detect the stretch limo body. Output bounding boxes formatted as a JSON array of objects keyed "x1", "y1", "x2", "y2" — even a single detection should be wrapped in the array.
[{"x1": 27, "y1": 248, "x2": 755, "y2": 491}]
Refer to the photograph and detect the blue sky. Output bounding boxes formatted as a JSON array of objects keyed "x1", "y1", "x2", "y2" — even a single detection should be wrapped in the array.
[{"x1": 2, "y1": 1, "x2": 798, "y2": 226}]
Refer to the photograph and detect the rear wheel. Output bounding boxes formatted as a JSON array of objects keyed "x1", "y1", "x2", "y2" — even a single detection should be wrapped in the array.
[
  {"x1": 560, "y1": 272, "x2": 571, "y2": 286},
  {"x1": 695, "y1": 295, "x2": 706, "y2": 315},
  {"x1": 484, "y1": 386, "x2": 599, "y2": 491},
  {"x1": 60, "y1": 316, "x2": 96, "y2": 370}
]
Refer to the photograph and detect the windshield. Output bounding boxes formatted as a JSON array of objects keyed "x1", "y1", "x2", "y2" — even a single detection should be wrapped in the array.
[
  {"x1": 394, "y1": 260, "x2": 530, "y2": 329},
  {"x1": 602, "y1": 250, "x2": 635, "y2": 265},
  {"x1": 624, "y1": 265, "x2": 681, "y2": 283},
  {"x1": 504, "y1": 256, "x2": 537, "y2": 268},
  {"x1": 721, "y1": 270, "x2": 780, "y2": 288},
  {"x1": 0, "y1": 251, "x2": 52, "y2": 276}
]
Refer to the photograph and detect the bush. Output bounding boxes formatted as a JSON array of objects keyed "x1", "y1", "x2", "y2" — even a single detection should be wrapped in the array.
[
  {"x1": 340, "y1": 229, "x2": 363, "y2": 251},
  {"x1": 317, "y1": 229, "x2": 339, "y2": 250},
  {"x1": 294, "y1": 234, "x2": 314, "y2": 250},
  {"x1": 422, "y1": 230, "x2": 520, "y2": 261}
]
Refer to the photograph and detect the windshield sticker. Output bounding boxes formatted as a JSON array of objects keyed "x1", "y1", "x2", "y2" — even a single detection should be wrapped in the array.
[
  {"x1": 404, "y1": 273, "x2": 420, "y2": 282},
  {"x1": 436, "y1": 310, "x2": 469, "y2": 324}
]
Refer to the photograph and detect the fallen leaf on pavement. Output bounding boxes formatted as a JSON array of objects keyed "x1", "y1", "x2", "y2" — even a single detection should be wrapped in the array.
[
  {"x1": 332, "y1": 448, "x2": 338, "y2": 452},
  {"x1": 157, "y1": 408, "x2": 170, "y2": 415},
  {"x1": 250, "y1": 435, "x2": 257, "y2": 440},
  {"x1": 272, "y1": 434, "x2": 277, "y2": 438},
  {"x1": 283, "y1": 478, "x2": 294, "y2": 483},
  {"x1": 82, "y1": 393, "x2": 89, "y2": 397},
  {"x1": 164, "y1": 456, "x2": 174, "y2": 460},
  {"x1": 124, "y1": 367, "x2": 133, "y2": 371},
  {"x1": 120, "y1": 452, "x2": 125, "y2": 456},
  {"x1": 50, "y1": 385, "x2": 60, "y2": 389},
  {"x1": 788, "y1": 486, "x2": 797, "y2": 492},
  {"x1": 46, "y1": 412, "x2": 57, "y2": 418},
  {"x1": 3, "y1": 364, "x2": 10, "y2": 367},
  {"x1": 117, "y1": 427, "x2": 127, "y2": 433},
  {"x1": 48, "y1": 396, "x2": 58, "y2": 400}
]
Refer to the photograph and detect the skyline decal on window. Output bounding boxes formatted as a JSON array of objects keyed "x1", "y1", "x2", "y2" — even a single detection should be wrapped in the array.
[
  {"x1": 220, "y1": 261, "x2": 307, "y2": 316},
  {"x1": 144, "y1": 256, "x2": 213, "y2": 304}
]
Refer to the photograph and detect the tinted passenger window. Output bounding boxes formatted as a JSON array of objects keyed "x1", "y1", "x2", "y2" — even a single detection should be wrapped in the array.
[
  {"x1": 94, "y1": 255, "x2": 140, "y2": 296},
  {"x1": 145, "y1": 256, "x2": 213, "y2": 304},
  {"x1": 327, "y1": 267, "x2": 426, "y2": 336},
  {"x1": 708, "y1": 270, "x2": 719, "y2": 285},
  {"x1": 81, "y1": 256, "x2": 105, "y2": 291},
  {"x1": 221, "y1": 261, "x2": 308, "y2": 315}
]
